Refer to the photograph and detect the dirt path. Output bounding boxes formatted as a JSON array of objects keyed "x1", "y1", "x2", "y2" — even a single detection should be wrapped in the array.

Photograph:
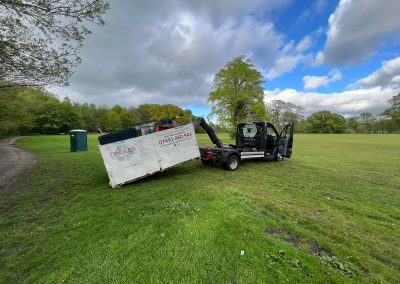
[{"x1": 0, "y1": 137, "x2": 36, "y2": 191}]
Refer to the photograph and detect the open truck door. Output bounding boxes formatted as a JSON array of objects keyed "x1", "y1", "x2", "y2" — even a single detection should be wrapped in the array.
[{"x1": 279, "y1": 122, "x2": 294, "y2": 158}]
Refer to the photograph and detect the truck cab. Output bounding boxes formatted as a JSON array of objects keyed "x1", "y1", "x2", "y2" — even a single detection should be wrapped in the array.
[
  {"x1": 199, "y1": 120, "x2": 294, "y2": 171},
  {"x1": 236, "y1": 121, "x2": 294, "y2": 159}
]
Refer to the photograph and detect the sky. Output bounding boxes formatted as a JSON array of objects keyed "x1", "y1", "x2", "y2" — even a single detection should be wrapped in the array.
[{"x1": 57, "y1": 0, "x2": 400, "y2": 117}]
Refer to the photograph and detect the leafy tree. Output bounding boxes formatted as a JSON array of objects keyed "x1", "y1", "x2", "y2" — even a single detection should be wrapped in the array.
[
  {"x1": 346, "y1": 117, "x2": 359, "y2": 133},
  {"x1": 175, "y1": 109, "x2": 194, "y2": 124},
  {"x1": 383, "y1": 93, "x2": 400, "y2": 130},
  {"x1": 150, "y1": 104, "x2": 183, "y2": 120},
  {"x1": 120, "y1": 108, "x2": 139, "y2": 128},
  {"x1": 374, "y1": 114, "x2": 396, "y2": 133},
  {"x1": 0, "y1": 87, "x2": 60, "y2": 135},
  {"x1": 266, "y1": 100, "x2": 304, "y2": 131},
  {"x1": 357, "y1": 112, "x2": 375, "y2": 132},
  {"x1": 109, "y1": 104, "x2": 137, "y2": 128},
  {"x1": 77, "y1": 103, "x2": 98, "y2": 132},
  {"x1": 35, "y1": 102, "x2": 63, "y2": 134},
  {"x1": 294, "y1": 120, "x2": 309, "y2": 133},
  {"x1": 306, "y1": 110, "x2": 347, "y2": 133},
  {"x1": 358, "y1": 112, "x2": 374, "y2": 124},
  {"x1": 388, "y1": 93, "x2": 400, "y2": 114},
  {"x1": 59, "y1": 98, "x2": 83, "y2": 133},
  {"x1": 111, "y1": 104, "x2": 124, "y2": 115},
  {"x1": 136, "y1": 104, "x2": 153, "y2": 121},
  {"x1": 104, "y1": 110, "x2": 122, "y2": 132},
  {"x1": 0, "y1": 0, "x2": 109, "y2": 89},
  {"x1": 0, "y1": 87, "x2": 32, "y2": 134},
  {"x1": 135, "y1": 104, "x2": 192, "y2": 124},
  {"x1": 96, "y1": 105, "x2": 110, "y2": 131},
  {"x1": 209, "y1": 56, "x2": 267, "y2": 131}
]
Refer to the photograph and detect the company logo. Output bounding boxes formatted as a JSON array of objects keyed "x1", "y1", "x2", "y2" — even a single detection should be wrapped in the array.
[
  {"x1": 242, "y1": 126, "x2": 257, "y2": 138},
  {"x1": 109, "y1": 143, "x2": 136, "y2": 161}
]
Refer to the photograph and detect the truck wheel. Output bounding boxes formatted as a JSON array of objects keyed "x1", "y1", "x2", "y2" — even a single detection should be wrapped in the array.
[
  {"x1": 274, "y1": 153, "x2": 283, "y2": 162},
  {"x1": 223, "y1": 155, "x2": 239, "y2": 171}
]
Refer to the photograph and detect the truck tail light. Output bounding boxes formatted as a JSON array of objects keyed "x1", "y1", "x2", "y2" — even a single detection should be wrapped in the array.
[{"x1": 206, "y1": 151, "x2": 215, "y2": 160}]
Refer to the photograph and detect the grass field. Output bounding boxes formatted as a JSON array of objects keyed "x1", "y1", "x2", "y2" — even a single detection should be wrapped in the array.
[{"x1": 1, "y1": 133, "x2": 399, "y2": 283}]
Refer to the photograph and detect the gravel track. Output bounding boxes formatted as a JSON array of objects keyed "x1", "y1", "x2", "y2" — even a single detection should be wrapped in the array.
[{"x1": 0, "y1": 137, "x2": 36, "y2": 191}]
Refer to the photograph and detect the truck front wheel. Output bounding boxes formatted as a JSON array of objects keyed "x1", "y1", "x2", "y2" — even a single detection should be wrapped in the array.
[
  {"x1": 274, "y1": 152, "x2": 283, "y2": 162},
  {"x1": 223, "y1": 155, "x2": 239, "y2": 171}
]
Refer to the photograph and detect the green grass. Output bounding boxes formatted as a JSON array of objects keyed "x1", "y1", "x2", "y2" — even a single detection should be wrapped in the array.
[{"x1": 1, "y1": 133, "x2": 399, "y2": 283}]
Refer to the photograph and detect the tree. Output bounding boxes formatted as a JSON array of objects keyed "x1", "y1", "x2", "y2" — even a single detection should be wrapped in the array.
[
  {"x1": 59, "y1": 98, "x2": 82, "y2": 133},
  {"x1": 0, "y1": 86, "x2": 61, "y2": 135},
  {"x1": 135, "y1": 104, "x2": 192, "y2": 124},
  {"x1": 383, "y1": 93, "x2": 400, "y2": 130},
  {"x1": 136, "y1": 104, "x2": 154, "y2": 121},
  {"x1": 104, "y1": 110, "x2": 122, "y2": 132},
  {"x1": 77, "y1": 103, "x2": 98, "y2": 132},
  {"x1": 266, "y1": 100, "x2": 304, "y2": 131},
  {"x1": 120, "y1": 108, "x2": 139, "y2": 128},
  {"x1": 35, "y1": 102, "x2": 62, "y2": 134},
  {"x1": 388, "y1": 93, "x2": 400, "y2": 114},
  {"x1": 0, "y1": 0, "x2": 109, "y2": 89},
  {"x1": 208, "y1": 56, "x2": 267, "y2": 131},
  {"x1": 374, "y1": 114, "x2": 396, "y2": 133},
  {"x1": 306, "y1": 110, "x2": 347, "y2": 133},
  {"x1": 346, "y1": 117, "x2": 359, "y2": 133},
  {"x1": 357, "y1": 112, "x2": 375, "y2": 132},
  {"x1": 0, "y1": 87, "x2": 33, "y2": 135},
  {"x1": 175, "y1": 109, "x2": 194, "y2": 124},
  {"x1": 149, "y1": 104, "x2": 192, "y2": 123},
  {"x1": 149, "y1": 104, "x2": 183, "y2": 120},
  {"x1": 96, "y1": 105, "x2": 109, "y2": 131}
]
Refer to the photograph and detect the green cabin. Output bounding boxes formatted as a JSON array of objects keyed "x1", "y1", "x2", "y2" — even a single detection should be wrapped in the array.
[{"x1": 70, "y1": 129, "x2": 88, "y2": 152}]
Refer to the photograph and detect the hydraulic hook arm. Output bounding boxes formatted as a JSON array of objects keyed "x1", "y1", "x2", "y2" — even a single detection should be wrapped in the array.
[{"x1": 193, "y1": 117, "x2": 223, "y2": 148}]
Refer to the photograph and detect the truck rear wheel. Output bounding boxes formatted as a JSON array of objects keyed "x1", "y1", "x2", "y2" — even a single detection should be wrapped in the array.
[{"x1": 223, "y1": 155, "x2": 239, "y2": 171}]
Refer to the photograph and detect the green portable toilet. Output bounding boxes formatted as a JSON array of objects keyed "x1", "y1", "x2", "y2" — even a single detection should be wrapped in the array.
[{"x1": 70, "y1": 129, "x2": 88, "y2": 152}]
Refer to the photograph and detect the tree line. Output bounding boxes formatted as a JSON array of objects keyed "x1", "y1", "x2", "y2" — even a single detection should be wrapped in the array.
[
  {"x1": 1, "y1": 86, "x2": 398, "y2": 137},
  {"x1": 0, "y1": 87, "x2": 194, "y2": 135},
  {"x1": 266, "y1": 98, "x2": 400, "y2": 134}
]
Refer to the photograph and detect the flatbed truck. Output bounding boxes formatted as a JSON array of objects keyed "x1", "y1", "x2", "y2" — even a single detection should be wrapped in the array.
[{"x1": 194, "y1": 117, "x2": 294, "y2": 171}]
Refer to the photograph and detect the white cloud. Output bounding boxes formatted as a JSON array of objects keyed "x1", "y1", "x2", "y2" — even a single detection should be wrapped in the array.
[
  {"x1": 303, "y1": 76, "x2": 328, "y2": 90},
  {"x1": 315, "y1": 0, "x2": 328, "y2": 13},
  {"x1": 330, "y1": 69, "x2": 342, "y2": 81},
  {"x1": 320, "y1": 0, "x2": 400, "y2": 65},
  {"x1": 303, "y1": 69, "x2": 342, "y2": 90},
  {"x1": 264, "y1": 86, "x2": 395, "y2": 116},
  {"x1": 357, "y1": 56, "x2": 400, "y2": 88},
  {"x1": 297, "y1": 0, "x2": 328, "y2": 23},
  {"x1": 266, "y1": 55, "x2": 304, "y2": 80},
  {"x1": 391, "y1": 75, "x2": 400, "y2": 83},
  {"x1": 295, "y1": 36, "x2": 312, "y2": 53},
  {"x1": 266, "y1": 35, "x2": 315, "y2": 80},
  {"x1": 60, "y1": 0, "x2": 291, "y2": 107}
]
